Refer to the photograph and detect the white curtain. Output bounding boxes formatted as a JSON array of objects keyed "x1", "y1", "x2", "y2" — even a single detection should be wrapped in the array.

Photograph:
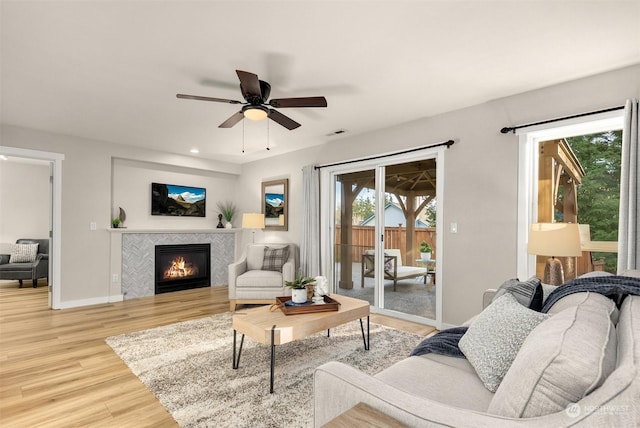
[
  {"x1": 617, "y1": 99, "x2": 640, "y2": 273},
  {"x1": 301, "y1": 164, "x2": 320, "y2": 276}
]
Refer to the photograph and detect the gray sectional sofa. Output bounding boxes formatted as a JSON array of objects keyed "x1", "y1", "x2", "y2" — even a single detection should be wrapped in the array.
[{"x1": 314, "y1": 272, "x2": 640, "y2": 427}]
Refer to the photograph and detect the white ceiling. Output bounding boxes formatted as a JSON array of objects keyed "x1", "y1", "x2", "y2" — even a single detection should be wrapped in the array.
[{"x1": 2, "y1": 1, "x2": 639, "y2": 164}]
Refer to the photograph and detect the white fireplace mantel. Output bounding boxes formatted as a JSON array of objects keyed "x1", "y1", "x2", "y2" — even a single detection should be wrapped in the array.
[{"x1": 107, "y1": 228, "x2": 241, "y2": 234}]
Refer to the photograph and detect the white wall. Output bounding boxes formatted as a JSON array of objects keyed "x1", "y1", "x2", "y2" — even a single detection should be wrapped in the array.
[
  {"x1": 112, "y1": 158, "x2": 238, "y2": 229},
  {"x1": 2, "y1": 64, "x2": 638, "y2": 322},
  {"x1": 0, "y1": 160, "x2": 50, "y2": 250},
  {"x1": 237, "y1": 64, "x2": 640, "y2": 325},
  {"x1": 0, "y1": 126, "x2": 240, "y2": 306}
]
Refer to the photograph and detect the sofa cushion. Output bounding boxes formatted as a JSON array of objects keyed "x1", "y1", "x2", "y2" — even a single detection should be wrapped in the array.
[
  {"x1": 236, "y1": 270, "x2": 284, "y2": 288},
  {"x1": 547, "y1": 291, "x2": 619, "y2": 324},
  {"x1": 459, "y1": 293, "x2": 550, "y2": 392},
  {"x1": 621, "y1": 269, "x2": 640, "y2": 278},
  {"x1": 9, "y1": 243, "x2": 39, "y2": 263},
  {"x1": 246, "y1": 245, "x2": 266, "y2": 271},
  {"x1": 488, "y1": 293, "x2": 618, "y2": 418},
  {"x1": 374, "y1": 355, "x2": 494, "y2": 412},
  {"x1": 262, "y1": 246, "x2": 290, "y2": 272},
  {"x1": 493, "y1": 276, "x2": 543, "y2": 310}
]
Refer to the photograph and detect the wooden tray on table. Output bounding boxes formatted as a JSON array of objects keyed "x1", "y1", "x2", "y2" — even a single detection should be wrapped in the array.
[{"x1": 275, "y1": 295, "x2": 340, "y2": 315}]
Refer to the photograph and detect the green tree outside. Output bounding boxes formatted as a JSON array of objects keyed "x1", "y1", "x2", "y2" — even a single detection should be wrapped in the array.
[{"x1": 566, "y1": 130, "x2": 622, "y2": 272}]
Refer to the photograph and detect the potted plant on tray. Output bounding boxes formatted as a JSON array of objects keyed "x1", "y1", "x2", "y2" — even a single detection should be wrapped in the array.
[
  {"x1": 285, "y1": 273, "x2": 315, "y2": 303},
  {"x1": 419, "y1": 241, "x2": 433, "y2": 261}
]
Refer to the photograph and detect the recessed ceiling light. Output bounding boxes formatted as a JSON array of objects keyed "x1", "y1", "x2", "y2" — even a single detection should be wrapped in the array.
[
  {"x1": 190, "y1": 148, "x2": 199, "y2": 154},
  {"x1": 0, "y1": 155, "x2": 8, "y2": 161}
]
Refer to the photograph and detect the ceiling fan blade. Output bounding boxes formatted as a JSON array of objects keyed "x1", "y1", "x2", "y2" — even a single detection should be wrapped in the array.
[
  {"x1": 176, "y1": 94, "x2": 242, "y2": 104},
  {"x1": 236, "y1": 70, "x2": 262, "y2": 99},
  {"x1": 218, "y1": 111, "x2": 244, "y2": 128},
  {"x1": 268, "y1": 109, "x2": 301, "y2": 130},
  {"x1": 269, "y1": 96, "x2": 327, "y2": 108}
]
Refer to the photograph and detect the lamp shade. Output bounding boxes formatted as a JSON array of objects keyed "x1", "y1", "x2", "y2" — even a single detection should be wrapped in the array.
[
  {"x1": 527, "y1": 223, "x2": 582, "y2": 257},
  {"x1": 242, "y1": 213, "x2": 265, "y2": 229}
]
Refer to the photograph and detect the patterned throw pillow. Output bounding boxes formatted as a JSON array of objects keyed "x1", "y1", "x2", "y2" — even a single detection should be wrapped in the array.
[
  {"x1": 493, "y1": 276, "x2": 543, "y2": 311},
  {"x1": 459, "y1": 293, "x2": 550, "y2": 392},
  {"x1": 10, "y1": 243, "x2": 39, "y2": 263},
  {"x1": 262, "y1": 246, "x2": 290, "y2": 272}
]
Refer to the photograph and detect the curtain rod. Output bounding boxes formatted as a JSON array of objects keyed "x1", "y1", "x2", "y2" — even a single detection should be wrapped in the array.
[
  {"x1": 315, "y1": 139, "x2": 455, "y2": 170},
  {"x1": 500, "y1": 105, "x2": 625, "y2": 134}
]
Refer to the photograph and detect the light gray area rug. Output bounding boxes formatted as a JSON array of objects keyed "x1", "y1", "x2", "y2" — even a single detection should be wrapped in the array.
[{"x1": 106, "y1": 312, "x2": 422, "y2": 428}]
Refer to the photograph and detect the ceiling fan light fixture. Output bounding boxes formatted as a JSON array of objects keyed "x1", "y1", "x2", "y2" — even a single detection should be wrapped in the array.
[{"x1": 243, "y1": 105, "x2": 268, "y2": 121}]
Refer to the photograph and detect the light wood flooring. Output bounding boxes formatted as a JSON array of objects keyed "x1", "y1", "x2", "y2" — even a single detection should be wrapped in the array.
[{"x1": 0, "y1": 284, "x2": 435, "y2": 427}]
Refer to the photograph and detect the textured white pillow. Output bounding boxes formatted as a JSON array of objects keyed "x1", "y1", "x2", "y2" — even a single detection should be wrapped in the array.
[
  {"x1": 488, "y1": 294, "x2": 617, "y2": 417},
  {"x1": 9, "y1": 243, "x2": 39, "y2": 263},
  {"x1": 459, "y1": 293, "x2": 550, "y2": 392}
]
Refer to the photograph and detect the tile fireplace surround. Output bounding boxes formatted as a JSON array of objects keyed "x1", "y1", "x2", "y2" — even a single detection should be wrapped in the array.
[{"x1": 109, "y1": 229, "x2": 239, "y2": 300}]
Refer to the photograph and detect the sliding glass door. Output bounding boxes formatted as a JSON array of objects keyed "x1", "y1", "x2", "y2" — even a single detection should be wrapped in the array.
[{"x1": 322, "y1": 150, "x2": 444, "y2": 327}]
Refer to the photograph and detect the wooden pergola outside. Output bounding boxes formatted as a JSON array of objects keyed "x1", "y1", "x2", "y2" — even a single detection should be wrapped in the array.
[
  {"x1": 336, "y1": 159, "x2": 437, "y2": 289},
  {"x1": 537, "y1": 139, "x2": 588, "y2": 279}
]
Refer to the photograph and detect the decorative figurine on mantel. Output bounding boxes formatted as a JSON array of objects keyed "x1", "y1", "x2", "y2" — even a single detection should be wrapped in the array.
[{"x1": 216, "y1": 213, "x2": 224, "y2": 229}]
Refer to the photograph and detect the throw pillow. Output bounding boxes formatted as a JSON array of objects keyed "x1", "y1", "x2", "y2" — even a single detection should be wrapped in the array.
[
  {"x1": 262, "y1": 246, "x2": 290, "y2": 272},
  {"x1": 488, "y1": 294, "x2": 617, "y2": 417},
  {"x1": 459, "y1": 293, "x2": 550, "y2": 392},
  {"x1": 9, "y1": 243, "x2": 39, "y2": 263},
  {"x1": 493, "y1": 276, "x2": 543, "y2": 311}
]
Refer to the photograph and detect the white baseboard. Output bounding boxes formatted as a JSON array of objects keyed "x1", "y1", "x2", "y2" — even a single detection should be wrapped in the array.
[
  {"x1": 57, "y1": 295, "x2": 117, "y2": 309},
  {"x1": 109, "y1": 294, "x2": 124, "y2": 302}
]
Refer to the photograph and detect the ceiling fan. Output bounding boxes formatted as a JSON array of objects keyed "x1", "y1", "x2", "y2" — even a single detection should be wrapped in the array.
[{"x1": 177, "y1": 70, "x2": 327, "y2": 130}]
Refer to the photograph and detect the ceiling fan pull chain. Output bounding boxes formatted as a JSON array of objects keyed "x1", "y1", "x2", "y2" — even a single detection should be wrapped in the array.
[
  {"x1": 266, "y1": 119, "x2": 270, "y2": 151},
  {"x1": 242, "y1": 119, "x2": 245, "y2": 153}
]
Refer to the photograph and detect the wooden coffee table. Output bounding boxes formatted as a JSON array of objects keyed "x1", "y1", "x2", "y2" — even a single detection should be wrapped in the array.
[{"x1": 232, "y1": 294, "x2": 370, "y2": 393}]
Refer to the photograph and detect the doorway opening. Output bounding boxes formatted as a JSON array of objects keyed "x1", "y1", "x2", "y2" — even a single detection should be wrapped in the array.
[{"x1": 0, "y1": 146, "x2": 64, "y2": 309}]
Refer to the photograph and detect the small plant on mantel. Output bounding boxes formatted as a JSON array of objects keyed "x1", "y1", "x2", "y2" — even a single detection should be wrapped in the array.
[
  {"x1": 216, "y1": 201, "x2": 236, "y2": 223},
  {"x1": 111, "y1": 218, "x2": 121, "y2": 228}
]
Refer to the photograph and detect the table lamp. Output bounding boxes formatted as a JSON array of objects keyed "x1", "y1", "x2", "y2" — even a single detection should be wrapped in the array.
[
  {"x1": 527, "y1": 223, "x2": 582, "y2": 285},
  {"x1": 242, "y1": 213, "x2": 265, "y2": 243}
]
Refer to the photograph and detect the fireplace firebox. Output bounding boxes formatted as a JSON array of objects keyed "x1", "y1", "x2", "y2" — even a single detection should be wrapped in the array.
[{"x1": 155, "y1": 244, "x2": 211, "y2": 294}]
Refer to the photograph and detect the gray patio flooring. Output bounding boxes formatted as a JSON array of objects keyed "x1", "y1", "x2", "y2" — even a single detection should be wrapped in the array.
[{"x1": 333, "y1": 262, "x2": 435, "y2": 320}]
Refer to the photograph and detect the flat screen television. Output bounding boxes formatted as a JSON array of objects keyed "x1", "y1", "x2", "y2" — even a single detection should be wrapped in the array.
[{"x1": 151, "y1": 183, "x2": 206, "y2": 217}]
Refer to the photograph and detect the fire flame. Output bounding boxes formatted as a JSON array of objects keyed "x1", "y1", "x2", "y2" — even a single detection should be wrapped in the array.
[{"x1": 164, "y1": 256, "x2": 198, "y2": 279}]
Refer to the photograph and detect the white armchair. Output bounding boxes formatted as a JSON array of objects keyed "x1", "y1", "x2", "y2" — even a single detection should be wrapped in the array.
[{"x1": 228, "y1": 243, "x2": 297, "y2": 311}]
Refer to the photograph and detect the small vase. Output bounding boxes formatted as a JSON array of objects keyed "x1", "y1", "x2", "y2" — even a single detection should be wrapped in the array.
[
  {"x1": 291, "y1": 288, "x2": 307, "y2": 304},
  {"x1": 225, "y1": 222, "x2": 233, "y2": 229},
  {"x1": 421, "y1": 252, "x2": 431, "y2": 261}
]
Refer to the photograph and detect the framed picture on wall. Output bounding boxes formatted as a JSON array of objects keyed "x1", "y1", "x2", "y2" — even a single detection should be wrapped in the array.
[{"x1": 262, "y1": 178, "x2": 288, "y2": 231}]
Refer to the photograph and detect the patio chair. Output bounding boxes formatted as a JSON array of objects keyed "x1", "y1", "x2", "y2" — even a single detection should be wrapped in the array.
[{"x1": 361, "y1": 249, "x2": 427, "y2": 291}]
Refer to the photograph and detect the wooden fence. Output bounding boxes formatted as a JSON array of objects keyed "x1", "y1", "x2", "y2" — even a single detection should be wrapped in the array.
[{"x1": 335, "y1": 225, "x2": 436, "y2": 263}]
